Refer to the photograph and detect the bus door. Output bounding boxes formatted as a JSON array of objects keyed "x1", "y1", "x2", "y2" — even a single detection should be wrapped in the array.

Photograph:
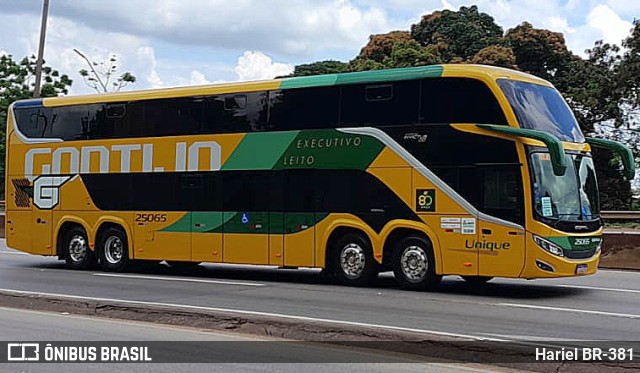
[
  {"x1": 476, "y1": 166, "x2": 526, "y2": 277},
  {"x1": 133, "y1": 173, "x2": 192, "y2": 261},
  {"x1": 192, "y1": 174, "x2": 223, "y2": 263},
  {"x1": 282, "y1": 171, "x2": 316, "y2": 267},
  {"x1": 221, "y1": 172, "x2": 273, "y2": 265}
]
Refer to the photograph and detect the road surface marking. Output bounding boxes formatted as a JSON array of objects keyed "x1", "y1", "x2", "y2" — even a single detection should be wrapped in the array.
[
  {"x1": 555, "y1": 284, "x2": 640, "y2": 294},
  {"x1": 0, "y1": 288, "x2": 506, "y2": 342},
  {"x1": 93, "y1": 273, "x2": 265, "y2": 287},
  {"x1": 498, "y1": 303, "x2": 640, "y2": 319}
]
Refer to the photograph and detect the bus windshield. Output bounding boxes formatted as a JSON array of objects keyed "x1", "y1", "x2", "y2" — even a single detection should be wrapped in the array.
[
  {"x1": 530, "y1": 152, "x2": 599, "y2": 221},
  {"x1": 498, "y1": 79, "x2": 585, "y2": 143}
]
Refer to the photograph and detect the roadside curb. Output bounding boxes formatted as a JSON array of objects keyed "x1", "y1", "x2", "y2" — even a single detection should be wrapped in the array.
[
  {"x1": 0, "y1": 289, "x2": 447, "y2": 342},
  {"x1": 0, "y1": 290, "x2": 637, "y2": 373}
]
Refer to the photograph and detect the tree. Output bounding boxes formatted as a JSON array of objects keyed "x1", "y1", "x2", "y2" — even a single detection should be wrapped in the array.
[
  {"x1": 74, "y1": 49, "x2": 136, "y2": 93},
  {"x1": 0, "y1": 54, "x2": 72, "y2": 198},
  {"x1": 290, "y1": 60, "x2": 348, "y2": 77},
  {"x1": 505, "y1": 22, "x2": 572, "y2": 82},
  {"x1": 356, "y1": 31, "x2": 413, "y2": 63},
  {"x1": 410, "y1": 5, "x2": 503, "y2": 62},
  {"x1": 471, "y1": 45, "x2": 516, "y2": 68}
]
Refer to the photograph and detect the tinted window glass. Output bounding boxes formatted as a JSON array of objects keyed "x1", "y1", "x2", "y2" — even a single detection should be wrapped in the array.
[
  {"x1": 49, "y1": 104, "x2": 101, "y2": 140},
  {"x1": 223, "y1": 171, "x2": 284, "y2": 211},
  {"x1": 498, "y1": 79, "x2": 585, "y2": 142},
  {"x1": 203, "y1": 92, "x2": 268, "y2": 133},
  {"x1": 341, "y1": 80, "x2": 419, "y2": 126},
  {"x1": 421, "y1": 78, "x2": 507, "y2": 125},
  {"x1": 14, "y1": 107, "x2": 48, "y2": 138},
  {"x1": 269, "y1": 87, "x2": 340, "y2": 130},
  {"x1": 141, "y1": 98, "x2": 202, "y2": 137}
]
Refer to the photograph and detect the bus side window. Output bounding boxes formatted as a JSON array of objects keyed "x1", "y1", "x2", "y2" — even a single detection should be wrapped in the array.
[
  {"x1": 14, "y1": 107, "x2": 50, "y2": 138},
  {"x1": 203, "y1": 92, "x2": 268, "y2": 133},
  {"x1": 481, "y1": 167, "x2": 524, "y2": 226},
  {"x1": 340, "y1": 80, "x2": 419, "y2": 127},
  {"x1": 420, "y1": 78, "x2": 507, "y2": 125},
  {"x1": 50, "y1": 105, "x2": 101, "y2": 140},
  {"x1": 268, "y1": 87, "x2": 340, "y2": 131},
  {"x1": 141, "y1": 98, "x2": 202, "y2": 137}
]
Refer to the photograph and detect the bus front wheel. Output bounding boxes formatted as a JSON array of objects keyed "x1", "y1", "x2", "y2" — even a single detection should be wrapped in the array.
[
  {"x1": 63, "y1": 226, "x2": 95, "y2": 270},
  {"x1": 98, "y1": 227, "x2": 129, "y2": 272},
  {"x1": 332, "y1": 233, "x2": 378, "y2": 287},
  {"x1": 392, "y1": 235, "x2": 441, "y2": 290}
]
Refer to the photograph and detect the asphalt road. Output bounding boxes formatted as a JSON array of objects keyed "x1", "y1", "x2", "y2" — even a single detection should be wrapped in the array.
[
  {"x1": 0, "y1": 307, "x2": 507, "y2": 373},
  {"x1": 1, "y1": 239, "x2": 639, "y2": 343}
]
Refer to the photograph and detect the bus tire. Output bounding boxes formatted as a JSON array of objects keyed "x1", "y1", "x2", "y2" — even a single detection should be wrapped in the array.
[
  {"x1": 332, "y1": 233, "x2": 378, "y2": 287},
  {"x1": 98, "y1": 227, "x2": 129, "y2": 272},
  {"x1": 461, "y1": 276, "x2": 493, "y2": 285},
  {"x1": 63, "y1": 226, "x2": 95, "y2": 270},
  {"x1": 392, "y1": 235, "x2": 441, "y2": 290}
]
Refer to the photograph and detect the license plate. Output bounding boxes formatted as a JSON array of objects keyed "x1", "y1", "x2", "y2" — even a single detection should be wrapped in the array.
[{"x1": 576, "y1": 264, "x2": 588, "y2": 274}]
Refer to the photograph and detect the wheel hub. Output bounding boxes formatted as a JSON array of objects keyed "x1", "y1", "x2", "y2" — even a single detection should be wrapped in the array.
[
  {"x1": 340, "y1": 243, "x2": 365, "y2": 279},
  {"x1": 104, "y1": 236, "x2": 124, "y2": 264},
  {"x1": 68, "y1": 235, "x2": 87, "y2": 263},
  {"x1": 401, "y1": 245, "x2": 428, "y2": 283}
]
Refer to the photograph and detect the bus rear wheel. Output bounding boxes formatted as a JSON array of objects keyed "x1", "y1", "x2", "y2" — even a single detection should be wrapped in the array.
[
  {"x1": 392, "y1": 235, "x2": 441, "y2": 290},
  {"x1": 98, "y1": 227, "x2": 129, "y2": 272},
  {"x1": 63, "y1": 226, "x2": 95, "y2": 270},
  {"x1": 332, "y1": 233, "x2": 378, "y2": 287}
]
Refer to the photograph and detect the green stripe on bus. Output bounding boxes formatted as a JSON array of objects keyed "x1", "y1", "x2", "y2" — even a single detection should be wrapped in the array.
[
  {"x1": 222, "y1": 131, "x2": 299, "y2": 170},
  {"x1": 159, "y1": 211, "x2": 329, "y2": 235},
  {"x1": 274, "y1": 130, "x2": 385, "y2": 170},
  {"x1": 546, "y1": 236, "x2": 602, "y2": 251},
  {"x1": 280, "y1": 65, "x2": 444, "y2": 90}
]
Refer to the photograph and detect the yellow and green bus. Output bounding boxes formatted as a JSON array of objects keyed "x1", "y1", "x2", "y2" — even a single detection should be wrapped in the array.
[{"x1": 5, "y1": 64, "x2": 635, "y2": 289}]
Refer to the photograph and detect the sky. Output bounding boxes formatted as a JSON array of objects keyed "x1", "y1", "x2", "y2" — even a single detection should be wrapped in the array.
[{"x1": 0, "y1": 0, "x2": 638, "y2": 95}]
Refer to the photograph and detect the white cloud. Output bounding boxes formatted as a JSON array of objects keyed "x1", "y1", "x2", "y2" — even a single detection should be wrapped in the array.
[
  {"x1": 189, "y1": 70, "x2": 211, "y2": 86},
  {"x1": 586, "y1": 5, "x2": 633, "y2": 45},
  {"x1": 0, "y1": 0, "x2": 394, "y2": 59},
  {"x1": 234, "y1": 51, "x2": 294, "y2": 81}
]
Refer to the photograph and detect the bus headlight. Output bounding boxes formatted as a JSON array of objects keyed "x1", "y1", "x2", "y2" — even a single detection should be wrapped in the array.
[
  {"x1": 594, "y1": 239, "x2": 603, "y2": 254},
  {"x1": 533, "y1": 235, "x2": 564, "y2": 257}
]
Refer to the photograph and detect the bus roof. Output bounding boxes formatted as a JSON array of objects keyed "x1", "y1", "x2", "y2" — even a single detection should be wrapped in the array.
[{"x1": 25, "y1": 64, "x2": 552, "y2": 108}]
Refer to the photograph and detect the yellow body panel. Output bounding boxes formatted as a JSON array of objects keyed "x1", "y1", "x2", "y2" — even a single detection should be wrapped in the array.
[
  {"x1": 192, "y1": 233, "x2": 223, "y2": 263},
  {"x1": 284, "y1": 228, "x2": 315, "y2": 267}
]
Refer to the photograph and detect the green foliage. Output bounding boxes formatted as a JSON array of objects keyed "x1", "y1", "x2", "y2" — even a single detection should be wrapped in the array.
[
  {"x1": 471, "y1": 45, "x2": 516, "y2": 68},
  {"x1": 356, "y1": 31, "x2": 414, "y2": 63},
  {"x1": 410, "y1": 5, "x2": 503, "y2": 62},
  {"x1": 290, "y1": 60, "x2": 348, "y2": 77},
  {"x1": 505, "y1": 22, "x2": 572, "y2": 82},
  {"x1": 0, "y1": 54, "x2": 72, "y2": 198}
]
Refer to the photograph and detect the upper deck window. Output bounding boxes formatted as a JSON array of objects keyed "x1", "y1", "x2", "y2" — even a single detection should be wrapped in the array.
[
  {"x1": 420, "y1": 78, "x2": 507, "y2": 125},
  {"x1": 498, "y1": 79, "x2": 585, "y2": 143}
]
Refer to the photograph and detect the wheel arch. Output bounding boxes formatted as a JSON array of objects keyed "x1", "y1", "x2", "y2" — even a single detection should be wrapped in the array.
[
  {"x1": 55, "y1": 217, "x2": 92, "y2": 258},
  {"x1": 94, "y1": 217, "x2": 133, "y2": 260},
  {"x1": 379, "y1": 220, "x2": 442, "y2": 275},
  {"x1": 320, "y1": 220, "x2": 378, "y2": 269}
]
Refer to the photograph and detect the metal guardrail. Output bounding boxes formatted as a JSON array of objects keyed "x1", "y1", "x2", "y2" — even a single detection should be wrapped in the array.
[{"x1": 601, "y1": 211, "x2": 640, "y2": 220}]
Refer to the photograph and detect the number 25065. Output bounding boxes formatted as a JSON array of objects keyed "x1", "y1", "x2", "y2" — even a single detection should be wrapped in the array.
[{"x1": 135, "y1": 213, "x2": 167, "y2": 223}]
